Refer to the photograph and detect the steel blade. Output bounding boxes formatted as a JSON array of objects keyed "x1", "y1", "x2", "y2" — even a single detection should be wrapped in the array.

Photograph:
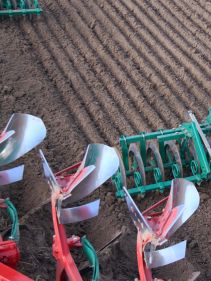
[
  {"x1": 187, "y1": 272, "x2": 200, "y2": 281},
  {"x1": 64, "y1": 144, "x2": 119, "y2": 203},
  {"x1": 161, "y1": 204, "x2": 185, "y2": 239},
  {"x1": 189, "y1": 111, "x2": 211, "y2": 157},
  {"x1": 123, "y1": 186, "x2": 153, "y2": 234},
  {"x1": 163, "y1": 179, "x2": 199, "y2": 238},
  {"x1": 0, "y1": 113, "x2": 46, "y2": 166},
  {"x1": 0, "y1": 165, "x2": 24, "y2": 186},
  {"x1": 39, "y1": 150, "x2": 60, "y2": 192},
  {"x1": 145, "y1": 240, "x2": 187, "y2": 269},
  {"x1": 0, "y1": 130, "x2": 15, "y2": 146},
  {"x1": 64, "y1": 165, "x2": 95, "y2": 194},
  {"x1": 59, "y1": 199, "x2": 100, "y2": 224},
  {"x1": 0, "y1": 131, "x2": 16, "y2": 162}
]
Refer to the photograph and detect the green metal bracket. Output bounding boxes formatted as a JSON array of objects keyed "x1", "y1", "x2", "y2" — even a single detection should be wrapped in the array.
[
  {"x1": 81, "y1": 236, "x2": 99, "y2": 281},
  {"x1": 0, "y1": 0, "x2": 42, "y2": 17},
  {"x1": 5, "y1": 198, "x2": 19, "y2": 242}
]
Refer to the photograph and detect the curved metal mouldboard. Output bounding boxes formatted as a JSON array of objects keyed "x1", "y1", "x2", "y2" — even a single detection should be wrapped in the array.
[
  {"x1": 59, "y1": 199, "x2": 100, "y2": 224},
  {"x1": 162, "y1": 178, "x2": 200, "y2": 239},
  {"x1": 0, "y1": 113, "x2": 46, "y2": 167},
  {"x1": 0, "y1": 165, "x2": 24, "y2": 186},
  {"x1": 63, "y1": 144, "x2": 120, "y2": 204},
  {"x1": 123, "y1": 179, "x2": 200, "y2": 274},
  {"x1": 145, "y1": 240, "x2": 187, "y2": 269}
]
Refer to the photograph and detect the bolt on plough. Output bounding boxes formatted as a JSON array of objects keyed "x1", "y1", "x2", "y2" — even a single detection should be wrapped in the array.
[
  {"x1": 0, "y1": 113, "x2": 46, "y2": 280},
  {"x1": 113, "y1": 108, "x2": 211, "y2": 198},
  {"x1": 39, "y1": 143, "x2": 119, "y2": 281},
  {"x1": 123, "y1": 178, "x2": 200, "y2": 281}
]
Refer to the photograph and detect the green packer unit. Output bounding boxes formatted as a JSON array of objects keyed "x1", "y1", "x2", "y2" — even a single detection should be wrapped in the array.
[
  {"x1": 112, "y1": 109, "x2": 211, "y2": 198},
  {"x1": 0, "y1": 0, "x2": 42, "y2": 17}
]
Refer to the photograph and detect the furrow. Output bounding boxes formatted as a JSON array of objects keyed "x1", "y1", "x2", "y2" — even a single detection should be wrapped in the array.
[
  {"x1": 160, "y1": 0, "x2": 211, "y2": 53},
  {"x1": 99, "y1": 0, "x2": 208, "y2": 117},
  {"x1": 114, "y1": 0, "x2": 210, "y2": 115},
  {"x1": 49, "y1": 0, "x2": 157, "y2": 132},
  {"x1": 173, "y1": 0, "x2": 211, "y2": 37},
  {"x1": 41, "y1": 13, "x2": 129, "y2": 140},
  {"x1": 43, "y1": 0, "x2": 141, "y2": 135},
  {"x1": 147, "y1": 0, "x2": 211, "y2": 66},
  {"x1": 36, "y1": 17, "x2": 119, "y2": 143},
  {"x1": 70, "y1": 0, "x2": 183, "y2": 127},
  {"x1": 21, "y1": 21, "x2": 105, "y2": 144}
]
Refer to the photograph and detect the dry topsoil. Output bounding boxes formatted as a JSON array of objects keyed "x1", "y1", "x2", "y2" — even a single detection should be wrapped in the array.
[{"x1": 0, "y1": 0, "x2": 211, "y2": 280}]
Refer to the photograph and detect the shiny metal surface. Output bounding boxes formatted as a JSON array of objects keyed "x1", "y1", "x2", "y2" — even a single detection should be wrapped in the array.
[
  {"x1": 0, "y1": 113, "x2": 46, "y2": 166},
  {"x1": 0, "y1": 131, "x2": 15, "y2": 161},
  {"x1": 0, "y1": 130, "x2": 15, "y2": 145},
  {"x1": 64, "y1": 144, "x2": 119, "y2": 203},
  {"x1": 187, "y1": 272, "x2": 201, "y2": 281},
  {"x1": 163, "y1": 178, "x2": 199, "y2": 238},
  {"x1": 65, "y1": 165, "x2": 95, "y2": 193},
  {"x1": 59, "y1": 199, "x2": 100, "y2": 224},
  {"x1": 123, "y1": 186, "x2": 152, "y2": 234},
  {"x1": 0, "y1": 165, "x2": 24, "y2": 186},
  {"x1": 39, "y1": 150, "x2": 61, "y2": 192},
  {"x1": 145, "y1": 240, "x2": 187, "y2": 269},
  {"x1": 189, "y1": 111, "x2": 211, "y2": 157}
]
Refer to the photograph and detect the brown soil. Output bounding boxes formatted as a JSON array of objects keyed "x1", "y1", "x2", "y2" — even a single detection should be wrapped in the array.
[{"x1": 0, "y1": 0, "x2": 211, "y2": 280}]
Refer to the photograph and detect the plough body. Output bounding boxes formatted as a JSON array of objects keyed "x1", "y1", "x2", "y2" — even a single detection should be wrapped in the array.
[
  {"x1": 40, "y1": 143, "x2": 119, "y2": 281},
  {"x1": 0, "y1": 112, "x2": 203, "y2": 281},
  {"x1": 0, "y1": 114, "x2": 46, "y2": 280},
  {"x1": 123, "y1": 178, "x2": 200, "y2": 281}
]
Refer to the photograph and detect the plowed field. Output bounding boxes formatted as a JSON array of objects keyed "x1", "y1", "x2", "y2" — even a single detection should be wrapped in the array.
[{"x1": 0, "y1": 0, "x2": 211, "y2": 280}]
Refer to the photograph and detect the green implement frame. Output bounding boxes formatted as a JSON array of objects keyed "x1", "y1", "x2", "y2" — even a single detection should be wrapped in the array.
[
  {"x1": 112, "y1": 108, "x2": 211, "y2": 198},
  {"x1": 5, "y1": 198, "x2": 19, "y2": 241},
  {"x1": 0, "y1": 0, "x2": 42, "y2": 16},
  {"x1": 81, "y1": 236, "x2": 99, "y2": 281}
]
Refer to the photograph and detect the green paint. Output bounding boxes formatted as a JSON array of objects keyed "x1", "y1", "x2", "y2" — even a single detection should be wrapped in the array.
[{"x1": 112, "y1": 108, "x2": 211, "y2": 197}]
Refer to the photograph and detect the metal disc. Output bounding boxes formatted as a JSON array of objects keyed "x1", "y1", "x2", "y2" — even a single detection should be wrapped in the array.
[
  {"x1": 11, "y1": 0, "x2": 17, "y2": 9},
  {"x1": 146, "y1": 141, "x2": 165, "y2": 182},
  {"x1": 0, "y1": 0, "x2": 4, "y2": 9},
  {"x1": 25, "y1": 0, "x2": 32, "y2": 8},
  {"x1": 25, "y1": 0, "x2": 34, "y2": 20},
  {"x1": 129, "y1": 143, "x2": 146, "y2": 185},
  {"x1": 114, "y1": 147, "x2": 127, "y2": 188},
  {"x1": 165, "y1": 141, "x2": 183, "y2": 177},
  {"x1": 183, "y1": 139, "x2": 201, "y2": 173}
]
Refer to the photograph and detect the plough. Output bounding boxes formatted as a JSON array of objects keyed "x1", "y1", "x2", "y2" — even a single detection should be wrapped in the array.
[
  {"x1": 113, "y1": 108, "x2": 211, "y2": 198},
  {"x1": 0, "y1": 112, "x2": 204, "y2": 281},
  {"x1": 40, "y1": 143, "x2": 119, "y2": 281},
  {"x1": 0, "y1": 0, "x2": 42, "y2": 17},
  {"x1": 0, "y1": 113, "x2": 46, "y2": 280},
  {"x1": 123, "y1": 178, "x2": 200, "y2": 281}
]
